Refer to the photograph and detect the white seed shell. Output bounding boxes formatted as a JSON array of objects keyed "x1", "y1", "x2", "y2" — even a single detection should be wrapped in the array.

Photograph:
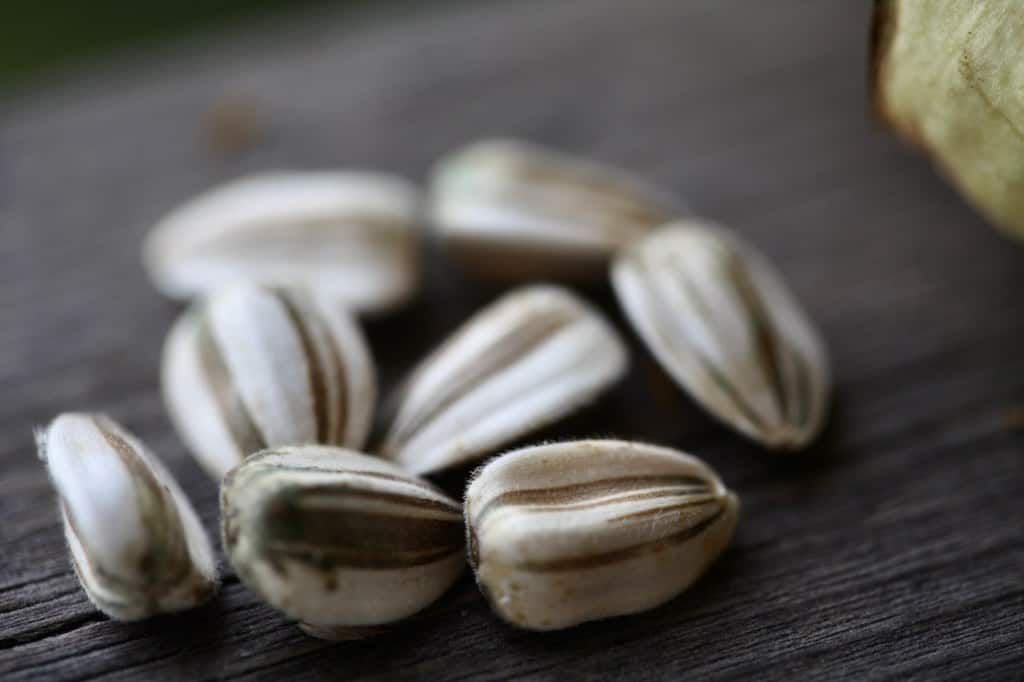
[
  {"x1": 221, "y1": 446, "x2": 465, "y2": 638},
  {"x1": 162, "y1": 283, "x2": 376, "y2": 479},
  {"x1": 379, "y1": 285, "x2": 628, "y2": 476},
  {"x1": 612, "y1": 220, "x2": 831, "y2": 449},
  {"x1": 143, "y1": 172, "x2": 421, "y2": 313},
  {"x1": 465, "y1": 439, "x2": 739, "y2": 631},
  {"x1": 429, "y1": 139, "x2": 684, "y2": 281},
  {"x1": 36, "y1": 413, "x2": 218, "y2": 620}
]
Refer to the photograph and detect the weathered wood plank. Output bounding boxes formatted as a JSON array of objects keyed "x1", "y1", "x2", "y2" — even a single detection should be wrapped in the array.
[{"x1": 1, "y1": 0, "x2": 1022, "y2": 679}]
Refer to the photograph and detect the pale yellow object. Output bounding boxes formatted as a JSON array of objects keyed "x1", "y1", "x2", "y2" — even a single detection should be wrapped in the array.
[{"x1": 873, "y1": 0, "x2": 1024, "y2": 239}]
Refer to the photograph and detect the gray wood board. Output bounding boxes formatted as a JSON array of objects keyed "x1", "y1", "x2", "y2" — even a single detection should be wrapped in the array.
[{"x1": 1, "y1": 0, "x2": 1022, "y2": 679}]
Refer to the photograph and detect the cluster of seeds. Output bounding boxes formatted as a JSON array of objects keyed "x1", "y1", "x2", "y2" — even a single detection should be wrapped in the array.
[{"x1": 36, "y1": 138, "x2": 830, "y2": 637}]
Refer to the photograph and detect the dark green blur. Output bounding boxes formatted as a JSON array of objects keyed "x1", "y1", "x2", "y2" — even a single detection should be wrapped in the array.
[{"x1": 1, "y1": 1, "x2": 325, "y2": 87}]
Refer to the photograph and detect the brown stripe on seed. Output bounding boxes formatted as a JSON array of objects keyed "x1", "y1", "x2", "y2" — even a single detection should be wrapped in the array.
[
  {"x1": 273, "y1": 290, "x2": 330, "y2": 443},
  {"x1": 95, "y1": 419, "x2": 165, "y2": 511},
  {"x1": 315, "y1": 303, "x2": 350, "y2": 445},
  {"x1": 472, "y1": 474, "x2": 711, "y2": 525},
  {"x1": 602, "y1": 495, "x2": 720, "y2": 524},
  {"x1": 198, "y1": 317, "x2": 268, "y2": 456},
  {"x1": 726, "y1": 252, "x2": 789, "y2": 425},
  {"x1": 240, "y1": 459, "x2": 453, "y2": 504},
  {"x1": 466, "y1": 523, "x2": 480, "y2": 570},
  {"x1": 496, "y1": 486, "x2": 713, "y2": 518},
  {"x1": 283, "y1": 484, "x2": 463, "y2": 518},
  {"x1": 98, "y1": 420, "x2": 200, "y2": 586},
  {"x1": 659, "y1": 268, "x2": 769, "y2": 433},
  {"x1": 513, "y1": 506, "x2": 727, "y2": 573},
  {"x1": 259, "y1": 493, "x2": 464, "y2": 569}
]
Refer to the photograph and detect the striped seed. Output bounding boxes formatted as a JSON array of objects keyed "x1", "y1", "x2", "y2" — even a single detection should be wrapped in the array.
[
  {"x1": 142, "y1": 171, "x2": 422, "y2": 313},
  {"x1": 611, "y1": 219, "x2": 830, "y2": 450},
  {"x1": 465, "y1": 440, "x2": 739, "y2": 631},
  {"x1": 221, "y1": 446, "x2": 465, "y2": 639},
  {"x1": 162, "y1": 283, "x2": 375, "y2": 480},
  {"x1": 429, "y1": 139, "x2": 686, "y2": 282},
  {"x1": 36, "y1": 413, "x2": 218, "y2": 621},
  {"x1": 378, "y1": 284, "x2": 628, "y2": 475},
  {"x1": 197, "y1": 316, "x2": 267, "y2": 457}
]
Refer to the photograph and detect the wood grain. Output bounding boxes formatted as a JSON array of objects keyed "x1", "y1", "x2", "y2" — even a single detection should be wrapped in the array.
[{"x1": 2, "y1": 0, "x2": 1022, "y2": 679}]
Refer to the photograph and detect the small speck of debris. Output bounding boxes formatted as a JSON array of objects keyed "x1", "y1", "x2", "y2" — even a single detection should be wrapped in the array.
[
  {"x1": 201, "y1": 93, "x2": 266, "y2": 156},
  {"x1": 1005, "y1": 405, "x2": 1024, "y2": 431}
]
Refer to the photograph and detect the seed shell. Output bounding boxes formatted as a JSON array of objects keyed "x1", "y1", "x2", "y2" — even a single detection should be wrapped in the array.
[
  {"x1": 465, "y1": 439, "x2": 739, "y2": 630},
  {"x1": 612, "y1": 220, "x2": 830, "y2": 449},
  {"x1": 221, "y1": 446, "x2": 465, "y2": 638},
  {"x1": 379, "y1": 285, "x2": 628, "y2": 475},
  {"x1": 36, "y1": 413, "x2": 219, "y2": 620},
  {"x1": 162, "y1": 283, "x2": 376, "y2": 479},
  {"x1": 430, "y1": 139, "x2": 684, "y2": 281},
  {"x1": 143, "y1": 171, "x2": 421, "y2": 313}
]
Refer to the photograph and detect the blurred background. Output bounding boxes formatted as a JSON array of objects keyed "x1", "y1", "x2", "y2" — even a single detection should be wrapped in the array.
[{"x1": 2, "y1": 0, "x2": 410, "y2": 88}]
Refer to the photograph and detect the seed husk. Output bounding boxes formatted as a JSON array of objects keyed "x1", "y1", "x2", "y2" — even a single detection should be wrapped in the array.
[
  {"x1": 221, "y1": 446, "x2": 465, "y2": 638},
  {"x1": 465, "y1": 439, "x2": 739, "y2": 631},
  {"x1": 162, "y1": 283, "x2": 376, "y2": 479},
  {"x1": 36, "y1": 413, "x2": 219, "y2": 620},
  {"x1": 429, "y1": 139, "x2": 685, "y2": 282},
  {"x1": 612, "y1": 219, "x2": 830, "y2": 449},
  {"x1": 379, "y1": 284, "x2": 628, "y2": 475},
  {"x1": 143, "y1": 171, "x2": 422, "y2": 313}
]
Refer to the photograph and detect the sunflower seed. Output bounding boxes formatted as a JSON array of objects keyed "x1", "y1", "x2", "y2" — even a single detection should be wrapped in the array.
[
  {"x1": 36, "y1": 413, "x2": 219, "y2": 620},
  {"x1": 221, "y1": 446, "x2": 465, "y2": 639},
  {"x1": 143, "y1": 172, "x2": 421, "y2": 313},
  {"x1": 379, "y1": 285, "x2": 628, "y2": 475},
  {"x1": 612, "y1": 220, "x2": 830, "y2": 449},
  {"x1": 465, "y1": 439, "x2": 739, "y2": 630},
  {"x1": 162, "y1": 283, "x2": 376, "y2": 479},
  {"x1": 429, "y1": 139, "x2": 684, "y2": 281}
]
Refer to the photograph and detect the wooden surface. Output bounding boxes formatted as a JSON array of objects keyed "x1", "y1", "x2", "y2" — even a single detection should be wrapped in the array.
[{"x1": 2, "y1": 0, "x2": 1023, "y2": 679}]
